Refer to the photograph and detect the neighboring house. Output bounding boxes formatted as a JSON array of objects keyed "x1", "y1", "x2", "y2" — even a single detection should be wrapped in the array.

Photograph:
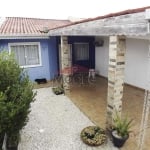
[
  {"x1": 0, "y1": 17, "x2": 95, "y2": 81},
  {"x1": 1, "y1": 7, "x2": 150, "y2": 142}
]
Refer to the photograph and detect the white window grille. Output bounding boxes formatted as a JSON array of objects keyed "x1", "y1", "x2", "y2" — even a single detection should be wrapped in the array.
[
  {"x1": 9, "y1": 42, "x2": 42, "y2": 68},
  {"x1": 74, "y1": 43, "x2": 89, "y2": 61}
]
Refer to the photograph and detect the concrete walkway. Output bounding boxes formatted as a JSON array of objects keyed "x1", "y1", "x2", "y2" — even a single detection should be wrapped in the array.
[{"x1": 18, "y1": 87, "x2": 118, "y2": 150}]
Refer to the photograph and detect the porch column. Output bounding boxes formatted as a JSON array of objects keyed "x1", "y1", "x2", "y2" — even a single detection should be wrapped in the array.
[
  {"x1": 106, "y1": 35, "x2": 126, "y2": 129},
  {"x1": 61, "y1": 36, "x2": 71, "y2": 92}
]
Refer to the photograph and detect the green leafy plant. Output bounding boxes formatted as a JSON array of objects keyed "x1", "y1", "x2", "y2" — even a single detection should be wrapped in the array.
[
  {"x1": 113, "y1": 112, "x2": 133, "y2": 138},
  {"x1": 52, "y1": 86, "x2": 64, "y2": 95},
  {"x1": 0, "y1": 92, "x2": 6, "y2": 147},
  {"x1": 0, "y1": 51, "x2": 36, "y2": 148}
]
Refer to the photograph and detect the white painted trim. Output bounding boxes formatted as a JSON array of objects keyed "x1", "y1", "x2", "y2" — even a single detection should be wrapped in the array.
[
  {"x1": 0, "y1": 35, "x2": 49, "y2": 39},
  {"x1": 148, "y1": 44, "x2": 150, "y2": 58},
  {"x1": 9, "y1": 42, "x2": 40, "y2": 46},
  {"x1": 8, "y1": 42, "x2": 42, "y2": 68}
]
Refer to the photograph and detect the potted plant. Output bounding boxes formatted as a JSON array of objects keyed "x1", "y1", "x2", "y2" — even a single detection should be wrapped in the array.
[
  {"x1": 111, "y1": 112, "x2": 133, "y2": 148},
  {"x1": 52, "y1": 86, "x2": 64, "y2": 95},
  {"x1": 0, "y1": 133, "x2": 4, "y2": 149},
  {"x1": 6, "y1": 133, "x2": 20, "y2": 150},
  {"x1": 0, "y1": 51, "x2": 36, "y2": 149}
]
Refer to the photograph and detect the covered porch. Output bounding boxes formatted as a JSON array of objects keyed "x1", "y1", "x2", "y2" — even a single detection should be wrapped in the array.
[
  {"x1": 67, "y1": 76, "x2": 150, "y2": 150},
  {"x1": 48, "y1": 7, "x2": 150, "y2": 150},
  {"x1": 35, "y1": 76, "x2": 150, "y2": 149}
]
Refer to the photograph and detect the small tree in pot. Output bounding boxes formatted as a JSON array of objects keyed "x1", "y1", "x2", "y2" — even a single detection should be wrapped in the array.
[
  {"x1": 0, "y1": 92, "x2": 6, "y2": 148},
  {"x1": 111, "y1": 112, "x2": 133, "y2": 148},
  {"x1": 0, "y1": 51, "x2": 36, "y2": 149}
]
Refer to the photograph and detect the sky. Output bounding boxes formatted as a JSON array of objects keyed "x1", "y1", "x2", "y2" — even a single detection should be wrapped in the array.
[{"x1": 0, "y1": 0, "x2": 150, "y2": 19}]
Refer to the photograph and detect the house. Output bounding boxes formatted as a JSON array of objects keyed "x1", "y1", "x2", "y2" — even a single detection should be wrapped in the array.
[
  {"x1": 1, "y1": 8, "x2": 149, "y2": 89},
  {"x1": 0, "y1": 6, "x2": 150, "y2": 132},
  {"x1": 0, "y1": 17, "x2": 95, "y2": 81}
]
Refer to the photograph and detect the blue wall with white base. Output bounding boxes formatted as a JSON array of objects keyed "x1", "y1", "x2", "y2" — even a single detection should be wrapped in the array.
[
  {"x1": 0, "y1": 36, "x2": 95, "y2": 81},
  {"x1": 0, "y1": 38, "x2": 58, "y2": 81}
]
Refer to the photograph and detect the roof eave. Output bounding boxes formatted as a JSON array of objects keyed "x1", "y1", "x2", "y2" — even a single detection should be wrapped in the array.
[
  {"x1": 0, "y1": 34, "x2": 50, "y2": 39},
  {"x1": 48, "y1": 7, "x2": 150, "y2": 36},
  {"x1": 48, "y1": 11, "x2": 149, "y2": 37}
]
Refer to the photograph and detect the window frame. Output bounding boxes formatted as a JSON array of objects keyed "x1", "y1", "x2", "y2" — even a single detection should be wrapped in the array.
[
  {"x1": 74, "y1": 42, "x2": 89, "y2": 61},
  {"x1": 8, "y1": 42, "x2": 42, "y2": 68}
]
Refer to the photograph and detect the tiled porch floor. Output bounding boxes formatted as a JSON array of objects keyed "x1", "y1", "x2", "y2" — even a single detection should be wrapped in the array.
[
  {"x1": 35, "y1": 76, "x2": 150, "y2": 150},
  {"x1": 66, "y1": 76, "x2": 150, "y2": 150}
]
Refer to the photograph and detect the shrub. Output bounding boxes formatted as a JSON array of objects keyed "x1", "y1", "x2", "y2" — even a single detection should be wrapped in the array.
[
  {"x1": 0, "y1": 92, "x2": 6, "y2": 147},
  {"x1": 0, "y1": 51, "x2": 36, "y2": 148}
]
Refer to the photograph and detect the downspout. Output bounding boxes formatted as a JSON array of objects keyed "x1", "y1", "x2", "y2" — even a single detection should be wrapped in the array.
[
  {"x1": 147, "y1": 20, "x2": 150, "y2": 33},
  {"x1": 138, "y1": 8, "x2": 150, "y2": 150},
  {"x1": 145, "y1": 9, "x2": 150, "y2": 33}
]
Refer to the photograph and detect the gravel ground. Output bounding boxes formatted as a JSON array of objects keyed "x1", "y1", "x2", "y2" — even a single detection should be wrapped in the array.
[{"x1": 18, "y1": 87, "x2": 118, "y2": 150}]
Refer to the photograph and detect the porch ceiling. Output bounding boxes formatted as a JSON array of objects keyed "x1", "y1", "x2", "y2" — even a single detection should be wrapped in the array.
[{"x1": 48, "y1": 11, "x2": 150, "y2": 39}]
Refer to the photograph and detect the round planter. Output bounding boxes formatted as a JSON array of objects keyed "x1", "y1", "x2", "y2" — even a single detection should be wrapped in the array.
[
  {"x1": 80, "y1": 126, "x2": 107, "y2": 146},
  {"x1": 111, "y1": 130, "x2": 129, "y2": 148},
  {"x1": 52, "y1": 87, "x2": 64, "y2": 95}
]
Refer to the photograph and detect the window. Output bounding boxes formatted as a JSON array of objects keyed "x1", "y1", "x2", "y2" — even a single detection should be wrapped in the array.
[
  {"x1": 74, "y1": 43, "x2": 89, "y2": 61},
  {"x1": 9, "y1": 42, "x2": 42, "y2": 68}
]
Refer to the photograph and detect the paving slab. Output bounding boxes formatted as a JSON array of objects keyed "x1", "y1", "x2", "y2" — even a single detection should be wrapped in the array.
[{"x1": 18, "y1": 87, "x2": 118, "y2": 150}]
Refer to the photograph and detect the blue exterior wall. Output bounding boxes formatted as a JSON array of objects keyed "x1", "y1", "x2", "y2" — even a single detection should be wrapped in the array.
[
  {"x1": 0, "y1": 38, "x2": 58, "y2": 81},
  {"x1": 48, "y1": 37, "x2": 58, "y2": 78},
  {"x1": 0, "y1": 36, "x2": 95, "y2": 81}
]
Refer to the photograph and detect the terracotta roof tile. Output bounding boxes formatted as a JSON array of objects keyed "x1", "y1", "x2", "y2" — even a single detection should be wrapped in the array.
[
  {"x1": 1, "y1": 6, "x2": 150, "y2": 36},
  {"x1": 0, "y1": 17, "x2": 71, "y2": 35}
]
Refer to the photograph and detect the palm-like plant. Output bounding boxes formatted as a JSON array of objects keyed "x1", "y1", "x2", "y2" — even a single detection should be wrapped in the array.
[{"x1": 113, "y1": 112, "x2": 133, "y2": 138}]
